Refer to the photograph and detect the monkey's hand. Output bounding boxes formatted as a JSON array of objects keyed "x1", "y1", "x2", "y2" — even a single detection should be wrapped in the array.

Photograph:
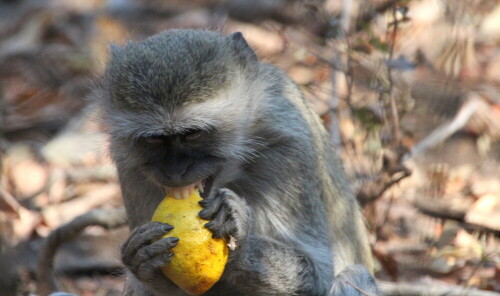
[
  {"x1": 121, "y1": 222, "x2": 179, "y2": 285},
  {"x1": 199, "y1": 188, "x2": 249, "y2": 246}
]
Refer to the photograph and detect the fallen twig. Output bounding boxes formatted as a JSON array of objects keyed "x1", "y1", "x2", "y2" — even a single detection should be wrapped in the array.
[
  {"x1": 414, "y1": 198, "x2": 500, "y2": 234},
  {"x1": 414, "y1": 198, "x2": 467, "y2": 221},
  {"x1": 379, "y1": 280, "x2": 500, "y2": 296},
  {"x1": 42, "y1": 183, "x2": 120, "y2": 227},
  {"x1": 0, "y1": 187, "x2": 21, "y2": 217}
]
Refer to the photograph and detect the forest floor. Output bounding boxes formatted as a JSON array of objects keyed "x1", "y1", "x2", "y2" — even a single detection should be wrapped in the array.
[{"x1": 0, "y1": 0, "x2": 499, "y2": 295}]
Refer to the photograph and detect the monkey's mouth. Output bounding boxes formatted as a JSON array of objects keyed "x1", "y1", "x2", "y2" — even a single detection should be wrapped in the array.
[{"x1": 164, "y1": 177, "x2": 213, "y2": 199}]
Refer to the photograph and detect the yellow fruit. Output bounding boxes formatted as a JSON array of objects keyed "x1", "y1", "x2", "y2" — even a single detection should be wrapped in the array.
[{"x1": 151, "y1": 190, "x2": 229, "y2": 295}]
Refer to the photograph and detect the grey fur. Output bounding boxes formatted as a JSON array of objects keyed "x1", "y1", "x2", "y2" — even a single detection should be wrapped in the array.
[{"x1": 93, "y1": 29, "x2": 378, "y2": 296}]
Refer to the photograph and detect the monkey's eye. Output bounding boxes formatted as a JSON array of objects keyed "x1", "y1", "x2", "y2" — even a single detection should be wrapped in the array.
[
  {"x1": 181, "y1": 129, "x2": 205, "y2": 142},
  {"x1": 143, "y1": 135, "x2": 165, "y2": 144}
]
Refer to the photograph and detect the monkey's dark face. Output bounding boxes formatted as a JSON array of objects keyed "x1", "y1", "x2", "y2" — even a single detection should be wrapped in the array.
[
  {"x1": 129, "y1": 127, "x2": 226, "y2": 198},
  {"x1": 106, "y1": 90, "x2": 258, "y2": 198}
]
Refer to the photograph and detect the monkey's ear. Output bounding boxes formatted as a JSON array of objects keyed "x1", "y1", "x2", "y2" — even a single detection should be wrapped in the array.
[{"x1": 227, "y1": 32, "x2": 258, "y2": 68}]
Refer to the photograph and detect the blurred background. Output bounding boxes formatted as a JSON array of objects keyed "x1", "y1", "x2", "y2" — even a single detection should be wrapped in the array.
[{"x1": 0, "y1": 0, "x2": 499, "y2": 295}]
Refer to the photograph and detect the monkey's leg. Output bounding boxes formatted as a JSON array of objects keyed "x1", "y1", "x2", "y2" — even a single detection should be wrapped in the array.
[
  {"x1": 329, "y1": 265, "x2": 380, "y2": 296},
  {"x1": 214, "y1": 234, "x2": 334, "y2": 296}
]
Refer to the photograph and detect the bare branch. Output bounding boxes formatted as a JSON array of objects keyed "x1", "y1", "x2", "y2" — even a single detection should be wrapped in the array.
[
  {"x1": 36, "y1": 207, "x2": 127, "y2": 296},
  {"x1": 355, "y1": 0, "x2": 401, "y2": 32},
  {"x1": 410, "y1": 98, "x2": 481, "y2": 158},
  {"x1": 387, "y1": 4, "x2": 401, "y2": 145},
  {"x1": 357, "y1": 148, "x2": 411, "y2": 206}
]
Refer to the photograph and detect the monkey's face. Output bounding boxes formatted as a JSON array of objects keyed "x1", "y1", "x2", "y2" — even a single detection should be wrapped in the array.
[
  {"x1": 130, "y1": 125, "x2": 228, "y2": 198},
  {"x1": 105, "y1": 84, "x2": 256, "y2": 199},
  {"x1": 103, "y1": 68, "x2": 256, "y2": 197}
]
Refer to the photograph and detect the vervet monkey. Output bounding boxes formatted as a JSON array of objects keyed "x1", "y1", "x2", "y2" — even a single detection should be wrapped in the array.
[{"x1": 94, "y1": 29, "x2": 379, "y2": 296}]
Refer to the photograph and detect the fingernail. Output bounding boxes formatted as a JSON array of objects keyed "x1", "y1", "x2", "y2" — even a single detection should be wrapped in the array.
[
  {"x1": 163, "y1": 225, "x2": 173, "y2": 231},
  {"x1": 170, "y1": 237, "x2": 179, "y2": 243}
]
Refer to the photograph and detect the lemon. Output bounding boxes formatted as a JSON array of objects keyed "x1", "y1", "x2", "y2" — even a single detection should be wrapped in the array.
[{"x1": 151, "y1": 190, "x2": 229, "y2": 295}]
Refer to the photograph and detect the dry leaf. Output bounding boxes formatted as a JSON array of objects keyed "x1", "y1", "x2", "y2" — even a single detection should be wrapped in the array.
[
  {"x1": 465, "y1": 193, "x2": 500, "y2": 231},
  {"x1": 10, "y1": 159, "x2": 48, "y2": 198},
  {"x1": 288, "y1": 66, "x2": 315, "y2": 85}
]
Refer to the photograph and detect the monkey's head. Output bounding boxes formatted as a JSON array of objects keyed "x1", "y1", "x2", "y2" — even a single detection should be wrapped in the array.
[{"x1": 96, "y1": 29, "x2": 261, "y2": 198}]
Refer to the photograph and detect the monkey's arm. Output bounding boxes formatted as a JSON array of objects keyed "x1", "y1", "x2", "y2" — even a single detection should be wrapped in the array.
[
  {"x1": 115, "y1": 164, "x2": 188, "y2": 296},
  {"x1": 200, "y1": 188, "x2": 334, "y2": 296}
]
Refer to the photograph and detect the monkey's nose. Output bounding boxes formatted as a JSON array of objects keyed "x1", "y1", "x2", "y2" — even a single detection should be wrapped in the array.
[
  {"x1": 164, "y1": 174, "x2": 183, "y2": 184},
  {"x1": 163, "y1": 162, "x2": 190, "y2": 184}
]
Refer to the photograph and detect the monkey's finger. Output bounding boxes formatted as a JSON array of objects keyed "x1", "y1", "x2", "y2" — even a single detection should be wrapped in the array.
[
  {"x1": 136, "y1": 253, "x2": 174, "y2": 283},
  {"x1": 124, "y1": 222, "x2": 172, "y2": 251},
  {"x1": 134, "y1": 237, "x2": 179, "y2": 266},
  {"x1": 122, "y1": 223, "x2": 173, "y2": 262},
  {"x1": 122, "y1": 222, "x2": 170, "y2": 251},
  {"x1": 205, "y1": 206, "x2": 232, "y2": 238},
  {"x1": 135, "y1": 222, "x2": 165, "y2": 234},
  {"x1": 199, "y1": 194, "x2": 224, "y2": 219}
]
